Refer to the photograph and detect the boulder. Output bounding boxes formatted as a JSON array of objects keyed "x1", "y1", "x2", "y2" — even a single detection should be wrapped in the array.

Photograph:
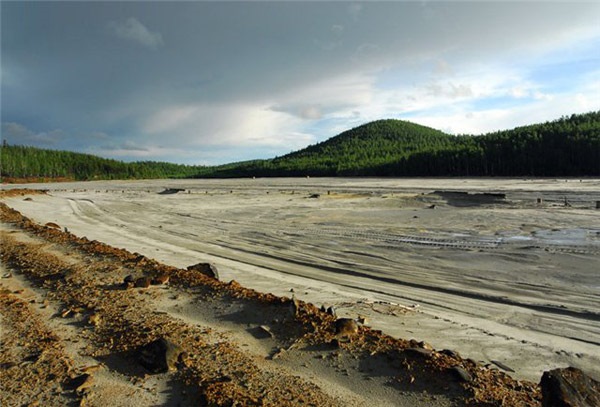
[
  {"x1": 541, "y1": 367, "x2": 600, "y2": 407},
  {"x1": 187, "y1": 262, "x2": 219, "y2": 280},
  {"x1": 138, "y1": 338, "x2": 184, "y2": 373}
]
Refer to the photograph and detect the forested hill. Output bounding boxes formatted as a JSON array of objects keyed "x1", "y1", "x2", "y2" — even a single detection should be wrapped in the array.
[
  {"x1": 0, "y1": 144, "x2": 203, "y2": 181},
  {"x1": 204, "y1": 111, "x2": 600, "y2": 177},
  {"x1": 278, "y1": 120, "x2": 455, "y2": 174},
  {"x1": 1, "y1": 111, "x2": 599, "y2": 181}
]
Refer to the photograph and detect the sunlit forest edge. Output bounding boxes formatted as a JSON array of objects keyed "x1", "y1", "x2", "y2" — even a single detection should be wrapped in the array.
[{"x1": 2, "y1": 111, "x2": 599, "y2": 182}]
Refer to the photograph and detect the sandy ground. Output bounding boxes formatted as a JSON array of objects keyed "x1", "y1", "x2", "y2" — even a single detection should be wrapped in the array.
[
  {"x1": 1, "y1": 195, "x2": 543, "y2": 407},
  {"x1": 2, "y1": 177, "x2": 599, "y2": 389}
]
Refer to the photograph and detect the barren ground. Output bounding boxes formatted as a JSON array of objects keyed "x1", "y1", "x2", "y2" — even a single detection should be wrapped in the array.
[{"x1": 1, "y1": 177, "x2": 599, "y2": 405}]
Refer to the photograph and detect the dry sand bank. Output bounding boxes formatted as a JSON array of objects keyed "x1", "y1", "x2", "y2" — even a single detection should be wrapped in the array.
[
  {"x1": 0, "y1": 199, "x2": 542, "y2": 406},
  {"x1": 2, "y1": 178, "x2": 599, "y2": 386}
]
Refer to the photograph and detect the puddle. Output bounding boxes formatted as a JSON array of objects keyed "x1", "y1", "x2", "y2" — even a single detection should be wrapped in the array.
[{"x1": 532, "y1": 228, "x2": 600, "y2": 246}]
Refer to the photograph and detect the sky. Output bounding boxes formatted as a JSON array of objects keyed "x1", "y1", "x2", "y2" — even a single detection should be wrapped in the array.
[{"x1": 2, "y1": 1, "x2": 599, "y2": 165}]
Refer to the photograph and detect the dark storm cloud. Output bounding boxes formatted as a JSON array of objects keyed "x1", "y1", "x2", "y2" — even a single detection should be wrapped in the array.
[{"x1": 2, "y1": 1, "x2": 599, "y2": 164}]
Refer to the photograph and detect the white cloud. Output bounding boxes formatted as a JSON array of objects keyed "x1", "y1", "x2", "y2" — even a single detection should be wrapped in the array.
[
  {"x1": 403, "y1": 86, "x2": 599, "y2": 136},
  {"x1": 101, "y1": 140, "x2": 149, "y2": 152},
  {"x1": 88, "y1": 131, "x2": 111, "y2": 140},
  {"x1": 432, "y1": 59, "x2": 453, "y2": 76},
  {"x1": 90, "y1": 144, "x2": 187, "y2": 160},
  {"x1": 142, "y1": 103, "x2": 316, "y2": 150},
  {"x1": 314, "y1": 24, "x2": 345, "y2": 51},
  {"x1": 352, "y1": 43, "x2": 380, "y2": 62},
  {"x1": 299, "y1": 106, "x2": 322, "y2": 120},
  {"x1": 108, "y1": 17, "x2": 164, "y2": 49},
  {"x1": 1, "y1": 122, "x2": 64, "y2": 145},
  {"x1": 331, "y1": 25, "x2": 344, "y2": 36},
  {"x1": 277, "y1": 72, "x2": 375, "y2": 114},
  {"x1": 272, "y1": 104, "x2": 324, "y2": 120},
  {"x1": 510, "y1": 87, "x2": 528, "y2": 99},
  {"x1": 424, "y1": 82, "x2": 473, "y2": 99}
]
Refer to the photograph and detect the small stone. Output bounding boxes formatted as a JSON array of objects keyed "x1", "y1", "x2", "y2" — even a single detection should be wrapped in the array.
[
  {"x1": 491, "y1": 360, "x2": 515, "y2": 373},
  {"x1": 450, "y1": 366, "x2": 472, "y2": 383},
  {"x1": 418, "y1": 341, "x2": 434, "y2": 351},
  {"x1": 134, "y1": 277, "x2": 152, "y2": 288},
  {"x1": 440, "y1": 349, "x2": 460, "y2": 359},
  {"x1": 68, "y1": 373, "x2": 94, "y2": 393},
  {"x1": 257, "y1": 325, "x2": 274, "y2": 338},
  {"x1": 335, "y1": 318, "x2": 358, "y2": 337},
  {"x1": 88, "y1": 314, "x2": 101, "y2": 326},
  {"x1": 151, "y1": 273, "x2": 170, "y2": 285},
  {"x1": 187, "y1": 263, "x2": 219, "y2": 279},
  {"x1": 405, "y1": 347, "x2": 433, "y2": 357}
]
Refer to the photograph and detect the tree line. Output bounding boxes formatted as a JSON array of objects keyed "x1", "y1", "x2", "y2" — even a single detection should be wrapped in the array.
[
  {"x1": 1, "y1": 111, "x2": 599, "y2": 181},
  {"x1": 0, "y1": 143, "x2": 203, "y2": 181}
]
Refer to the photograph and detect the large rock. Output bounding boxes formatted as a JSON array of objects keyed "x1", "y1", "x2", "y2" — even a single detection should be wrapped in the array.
[
  {"x1": 138, "y1": 338, "x2": 184, "y2": 373},
  {"x1": 541, "y1": 367, "x2": 600, "y2": 407},
  {"x1": 187, "y1": 262, "x2": 219, "y2": 280}
]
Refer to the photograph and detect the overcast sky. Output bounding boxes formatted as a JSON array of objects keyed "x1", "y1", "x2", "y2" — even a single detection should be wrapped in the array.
[{"x1": 2, "y1": 1, "x2": 599, "y2": 165}]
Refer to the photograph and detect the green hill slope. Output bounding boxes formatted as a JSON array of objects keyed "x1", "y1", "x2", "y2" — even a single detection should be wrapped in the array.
[
  {"x1": 203, "y1": 111, "x2": 600, "y2": 177},
  {"x1": 204, "y1": 120, "x2": 456, "y2": 177},
  {"x1": 275, "y1": 119, "x2": 455, "y2": 176}
]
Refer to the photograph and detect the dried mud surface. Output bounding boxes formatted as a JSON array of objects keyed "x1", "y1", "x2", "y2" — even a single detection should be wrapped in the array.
[{"x1": 0, "y1": 192, "x2": 542, "y2": 406}]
